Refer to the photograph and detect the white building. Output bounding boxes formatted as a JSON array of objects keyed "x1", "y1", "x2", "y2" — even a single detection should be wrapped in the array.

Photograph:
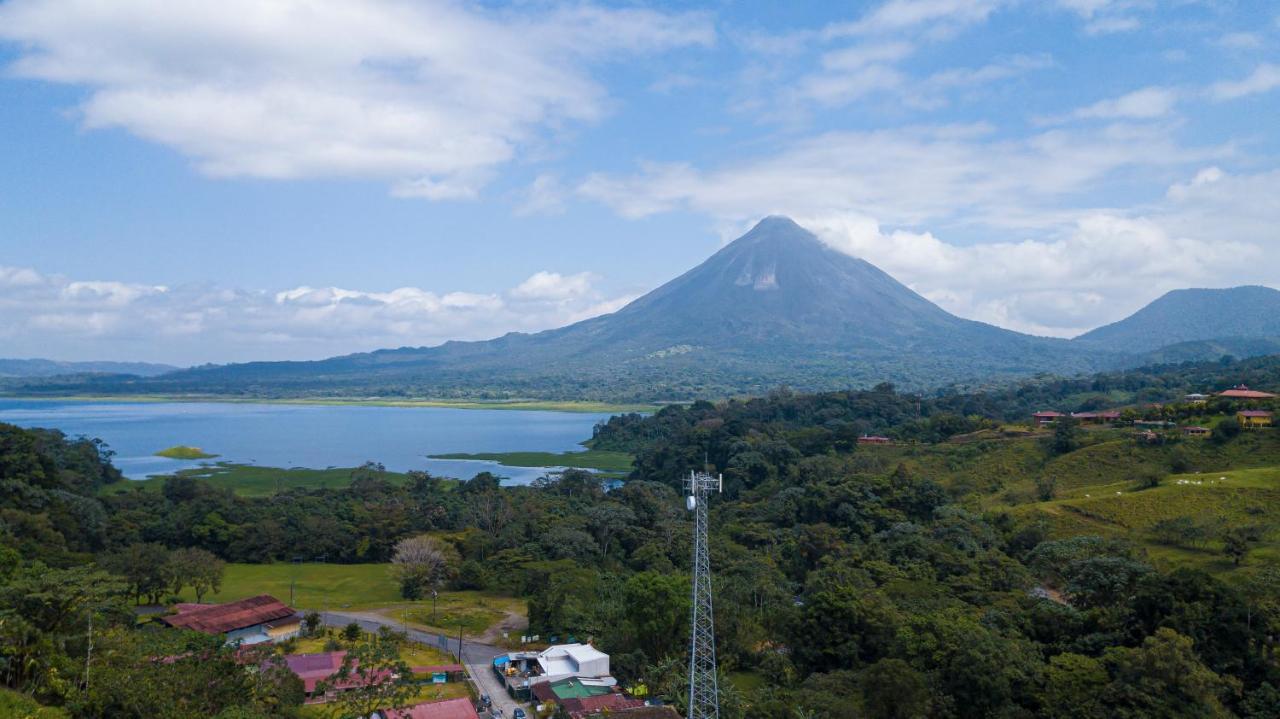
[{"x1": 536, "y1": 643, "x2": 610, "y2": 681}]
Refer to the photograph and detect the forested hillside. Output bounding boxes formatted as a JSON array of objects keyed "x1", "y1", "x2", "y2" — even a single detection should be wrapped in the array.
[{"x1": 3, "y1": 355, "x2": 1280, "y2": 717}]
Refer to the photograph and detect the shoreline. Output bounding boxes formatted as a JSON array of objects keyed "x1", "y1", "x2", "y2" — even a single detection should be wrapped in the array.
[{"x1": 0, "y1": 393, "x2": 660, "y2": 414}]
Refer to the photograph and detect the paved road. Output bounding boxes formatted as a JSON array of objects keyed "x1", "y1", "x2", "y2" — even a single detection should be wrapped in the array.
[{"x1": 317, "y1": 611, "x2": 527, "y2": 717}]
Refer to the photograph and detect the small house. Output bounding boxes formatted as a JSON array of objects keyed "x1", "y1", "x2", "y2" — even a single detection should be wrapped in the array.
[
  {"x1": 857, "y1": 435, "x2": 892, "y2": 445},
  {"x1": 1219, "y1": 385, "x2": 1278, "y2": 400},
  {"x1": 161, "y1": 594, "x2": 299, "y2": 646},
  {"x1": 1238, "y1": 410, "x2": 1273, "y2": 428},
  {"x1": 1181, "y1": 426, "x2": 1211, "y2": 438},
  {"x1": 496, "y1": 643, "x2": 615, "y2": 700},
  {"x1": 373, "y1": 698, "x2": 479, "y2": 719},
  {"x1": 282, "y1": 651, "x2": 397, "y2": 703},
  {"x1": 1032, "y1": 411, "x2": 1064, "y2": 426},
  {"x1": 1184, "y1": 393, "x2": 1210, "y2": 404}
]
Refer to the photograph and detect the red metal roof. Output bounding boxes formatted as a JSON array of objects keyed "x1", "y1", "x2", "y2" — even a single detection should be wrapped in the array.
[
  {"x1": 1238, "y1": 410, "x2": 1273, "y2": 417},
  {"x1": 1033, "y1": 411, "x2": 1064, "y2": 416},
  {"x1": 162, "y1": 594, "x2": 296, "y2": 635},
  {"x1": 382, "y1": 698, "x2": 479, "y2": 719}
]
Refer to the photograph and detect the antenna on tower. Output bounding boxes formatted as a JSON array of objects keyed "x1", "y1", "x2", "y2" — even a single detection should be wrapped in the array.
[{"x1": 685, "y1": 471, "x2": 721, "y2": 719}]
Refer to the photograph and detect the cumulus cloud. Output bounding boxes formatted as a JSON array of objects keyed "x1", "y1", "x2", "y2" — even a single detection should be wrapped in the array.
[
  {"x1": 803, "y1": 210, "x2": 1263, "y2": 337},
  {"x1": 578, "y1": 122, "x2": 1226, "y2": 228},
  {"x1": 0, "y1": 267, "x2": 635, "y2": 365},
  {"x1": 0, "y1": 0, "x2": 713, "y2": 199},
  {"x1": 1069, "y1": 86, "x2": 1179, "y2": 120},
  {"x1": 1209, "y1": 64, "x2": 1280, "y2": 101}
]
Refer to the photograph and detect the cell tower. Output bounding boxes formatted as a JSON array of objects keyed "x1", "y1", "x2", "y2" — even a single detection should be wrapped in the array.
[{"x1": 685, "y1": 471, "x2": 722, "y2": 719}]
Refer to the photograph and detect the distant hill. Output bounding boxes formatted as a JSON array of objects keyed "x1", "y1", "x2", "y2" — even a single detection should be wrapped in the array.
[
  {"x1": 0, "y1": 358, "x2": 178, "y2": 378},
  {"x1": 1073, "y1": 286, "x2": 1280, "y2": 354},
  {"x1": 13, "y1": 217, "x2": 1114, "y2": 401}
]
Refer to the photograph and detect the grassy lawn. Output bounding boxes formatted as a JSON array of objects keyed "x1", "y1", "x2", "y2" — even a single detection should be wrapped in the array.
[
  {"x1": 0, "y1": 688, "x2": 69, "y2": 718},
  {"x1": 289, "y1": 634, "x2": 457, "y2": 667},
  {"x1": 400, "y1": 591, "x2": 524, "y2": 635},
  {"x1": 429, "y1": 449, "x2": 634, "y2": 473},
  {"x1": 178, "y1": 563, "x2": 403, "y2": 609},
  {"x1": 1010, "y1": 466, "x2": 1280, "y2": 576},
  {"x1": 101, "y1": 463, "x2": 413, "y2": 498},
  {"x1": 176, "y1": 563, "x2": 526, "y2": 636}
]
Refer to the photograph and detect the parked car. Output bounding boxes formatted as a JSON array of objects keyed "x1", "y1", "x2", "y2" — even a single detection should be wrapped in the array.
[{"x1": 513, "y1": 710, "x2": 526, "y2": 719}]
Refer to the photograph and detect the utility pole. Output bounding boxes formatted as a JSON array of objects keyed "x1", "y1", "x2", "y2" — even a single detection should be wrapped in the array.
[{"x1": 685, "y1": 471, "x2": 721, "y2": 719}]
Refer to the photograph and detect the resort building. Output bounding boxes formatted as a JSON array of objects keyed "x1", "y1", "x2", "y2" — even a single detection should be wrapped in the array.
[
  {"x1": 1032, "y1": 411, "x2": 1064, "y2": 426},
  {"x1": 161, "y1": 594, "x2": 299, "y2": 646},
  {"x1": 1181, "y1": 426, "x2": 1211, "y2": 438},
  {"x1": 857, "y1": 435, "x2": 892, "y2": 445},
  {"x1": 1238, "y1": 410, "x2": 1274, "y2": 428}
]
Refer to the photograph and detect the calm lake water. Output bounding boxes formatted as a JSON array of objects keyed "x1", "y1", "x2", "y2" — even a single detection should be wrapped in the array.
[{"x1": 0, "y1": 399, "x2": 615, "y2": 484}]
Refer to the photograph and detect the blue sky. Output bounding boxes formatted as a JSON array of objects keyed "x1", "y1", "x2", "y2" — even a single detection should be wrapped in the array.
[{"x1": 1, "y1": 0, "x2": 1278, "y2": 365}]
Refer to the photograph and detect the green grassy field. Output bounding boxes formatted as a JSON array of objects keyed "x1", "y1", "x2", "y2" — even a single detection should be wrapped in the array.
[
  {"x1": 177, "y1": 563, "x2": 526, "y2": 633},
  {"x1": 154, "y1": 445, "x2": 218, "y2": 459},
  {"x1": 178, "y1": 563, "x2": 405, "y2": 609},
  {"x1": 401, "y1": 591, "x2": 520, "y2": 635},
  {"x1": 429, "y1": 449, "x2": 634, "y2": 473},
  {"x1": 101, "y1": 463, "x2": 414, "y2": 497},
  {"x1": 0, "y1": 688, "x2": 69, "y2": 718},
  {"x1": 1011, "y1": 466, "x2": 1280, "y2": 575}
]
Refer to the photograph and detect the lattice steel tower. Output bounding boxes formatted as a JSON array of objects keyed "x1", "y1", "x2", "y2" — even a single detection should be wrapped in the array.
[{"x1": 685, "y1": 471, "x2": 722, "y2": 719}]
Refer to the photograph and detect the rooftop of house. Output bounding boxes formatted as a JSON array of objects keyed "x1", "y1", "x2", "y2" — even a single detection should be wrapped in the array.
[
  {"x1": 376, "y1": 697, "x2": 479, "y2": 719},
  {"x1": 1033, "y1": 411, "x2": 1064, "y2": 416},
  {"x1": 1238, "y1": 410, "x2": 1274, "y2": 417},
  {"x1": 537, "y1": 643, "x2": 610, "y2": 677},
  {"x1": 532, "y1": 677, "x2": 616, "y2": 702},
  {"x1": 161, "y1": 594, "x2": 296, "y2": 636}
]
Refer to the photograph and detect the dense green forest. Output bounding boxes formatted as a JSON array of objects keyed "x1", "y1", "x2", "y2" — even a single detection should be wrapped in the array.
[{"x1": 2, "y1": 355, "x2": 1279, "y2": 717}]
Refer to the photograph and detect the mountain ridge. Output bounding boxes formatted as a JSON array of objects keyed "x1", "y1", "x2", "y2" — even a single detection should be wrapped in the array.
[{"x1": 6, "y1": 218, "x2": 1279, "y2": 401}]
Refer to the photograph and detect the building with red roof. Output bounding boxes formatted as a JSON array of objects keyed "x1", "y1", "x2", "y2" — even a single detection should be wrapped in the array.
[
  {"x1": 373, "y1": 697, "x2": 479, "y2": 719},
  {"x1": 161, "y1": 594, "x2": 299, "y2": 645},
  {"x1": 1219, "y1": 385, "x2": 1277, "y2": 400},
  {"x1": 1238, "y1": 410, "x2": 1273, "y2": 428},
  {"x1": 1032, "y1": 411, "x2": 1064, "y2": 426}
]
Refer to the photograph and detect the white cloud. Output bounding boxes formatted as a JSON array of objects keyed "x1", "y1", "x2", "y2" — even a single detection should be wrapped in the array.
[
  {"x1": 803, "y1": 208, "x2": 1263, "y2": 337},
  {"x1": 510, "y1": 271, "x2": 596, "y2": 302},
  {"x1": 0, "y1": 0, "x2": 712, "y2": 199},
  {"x1": 824, "y1": 0, "x2": 1009, "y2": 38},
  {"x1": 1070, "y1": 86, "x2": 1179, "y2": 120},
  {"x1": 515, "y1": 175, "x2": 568, "y2": 216},
  {"x1": 578, "y1": 122, "x2": 1226, "y2": 228},
  {"x1": 1055, "y1": 0, "x2": 1148, "y2": 34},
  {"x1": 0, "y1": 266, "x2": 633, "y2": 364},
  {"x1": 1209, "y1": 64, "x2": 1280, "y2": 101}
]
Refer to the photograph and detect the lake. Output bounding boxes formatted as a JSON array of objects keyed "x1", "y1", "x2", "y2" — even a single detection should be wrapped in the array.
[{"x1": 0, "y1": 399, "x2": 615, "y2": 484}]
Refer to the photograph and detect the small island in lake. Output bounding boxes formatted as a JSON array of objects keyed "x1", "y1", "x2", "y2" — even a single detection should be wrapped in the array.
[{"x1": 155, "y1": 445, "x2": 219, "y2": 460}]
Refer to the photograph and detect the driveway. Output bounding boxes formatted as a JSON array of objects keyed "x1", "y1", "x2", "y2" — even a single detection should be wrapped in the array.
[{"x1": 316, "y1": 611, "x2": 527, "y2": 717}]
